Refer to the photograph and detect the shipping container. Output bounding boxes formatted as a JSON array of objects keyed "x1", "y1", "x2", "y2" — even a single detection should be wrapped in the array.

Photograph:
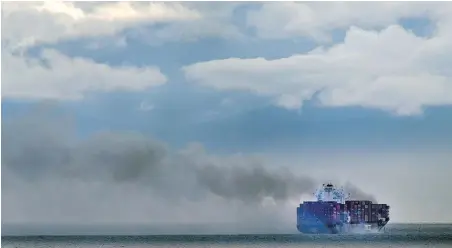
[
  {"x1": 369, "y1": 204, "x2": 390, "y2": 221},
  {"x1": 370, "y1": 207, "x2": 378, "y2": 223}
]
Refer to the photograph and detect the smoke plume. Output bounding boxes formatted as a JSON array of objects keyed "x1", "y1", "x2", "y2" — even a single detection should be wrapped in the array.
[
  {"x1": 2, "y1": 104, "x2": 377, "y2": 232},
  {"x1": 344, "y1": 182, "x2": 378, "y2": 203}
]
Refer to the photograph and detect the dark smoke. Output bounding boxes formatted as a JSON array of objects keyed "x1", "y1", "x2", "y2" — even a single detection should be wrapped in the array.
[
  {"x1": 195, "y1": 161, "x2": 316, "y2": 203},
  {"x1": 344, "y1": 182, "x2": 378, "y2": 203},
  {"x1": 2, "y1": 106, "x2": 318, "y2": 204},
  {"x1": 2, "y1": 105, "x2": 377, "y2": 227}
]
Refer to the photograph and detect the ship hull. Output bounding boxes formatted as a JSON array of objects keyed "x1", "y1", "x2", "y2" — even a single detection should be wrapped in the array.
[{"x1": 297, "y1": 221, "x2": 389, "y2": 234}]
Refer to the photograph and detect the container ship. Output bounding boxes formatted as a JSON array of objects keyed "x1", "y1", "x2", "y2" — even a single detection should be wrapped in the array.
[{"x1": 296, "y1": 183, "x2": 390, "y2": 234}]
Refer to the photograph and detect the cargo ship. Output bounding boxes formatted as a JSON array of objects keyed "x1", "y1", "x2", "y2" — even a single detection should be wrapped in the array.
[{"x1": 296, "y1": 183, "x2": 390, "y2": 234}]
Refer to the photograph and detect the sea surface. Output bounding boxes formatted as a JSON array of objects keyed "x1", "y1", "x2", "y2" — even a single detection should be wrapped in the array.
[{"x1": 2, "y1": 224, "x2": 452, "y2": 248}]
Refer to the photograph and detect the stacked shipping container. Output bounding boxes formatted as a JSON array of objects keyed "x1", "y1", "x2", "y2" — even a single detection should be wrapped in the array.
[
  {"x1": 300, "y1": 200, "x2": 387, "y2": 225},
  {"x1": 371, "y1": 204, "x2": 379, "y2": 223},
  {"x1": 370, "y1": 204, "x2": 390, "y2": 223},
  {"x1": 302, "y1": 201, "x2": 341, "y2": 224},
  {"x1": 345, "y1": 201, "x2": 371, "y2": 224},
  {"x1": 337, "y1": 203, "x2": 349, "y2": 223}
]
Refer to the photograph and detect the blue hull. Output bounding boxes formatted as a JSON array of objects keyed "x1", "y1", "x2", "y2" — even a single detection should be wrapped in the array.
[
  {"x1": 296, "y1": 205, "x2": 390, "y2": 234},
  {"x1": 297, "y1": 224, "x2": 339, "y2": 234},
  {"x1": 297, "y1": 219, "x2": 389, "y2": 234},
  {"x1": 296, "y1": 218, "x2": 342, "y2": 234}
]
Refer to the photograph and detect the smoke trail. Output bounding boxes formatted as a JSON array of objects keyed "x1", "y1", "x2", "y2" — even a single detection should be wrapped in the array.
[
  {"x1": 2, "y1": 105, "x2": 377, "y2": 227},
  {"x1": 344, "y1": 182, "x2": 378, "y2": 203},
  {"x1": 2, "y1": 107, "x2": 318, "y2": 203}
]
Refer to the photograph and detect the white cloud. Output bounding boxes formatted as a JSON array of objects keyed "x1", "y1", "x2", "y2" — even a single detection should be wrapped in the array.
[
  {"x1": 246, "y1": 2, "x2": 450, "y2": 42},
  {"x1": 1, "y1": 1, "x2": 201, "y2": 50},
  {"x1": 1, "y1": 2, "x2": 175, "y2": 101},
  {"x1": 1, "y1": 2, "x2": 246, "y2": 51},
  {"x1": 183, "y1": 20, "x2": 452, "y2": 115},
  {"x1": 0, "y1": 2, "x2": 245, "y2": 101},
  {"x1": 2, "y1": 49, "x2": 167, "y2": 100},
  {"x1": 116, "y1": 2, "x2": 246, "y2": 45}
]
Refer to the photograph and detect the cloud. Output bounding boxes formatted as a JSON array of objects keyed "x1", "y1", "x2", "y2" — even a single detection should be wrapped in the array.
[
  {"x1": 113, "y1": 2, "x2": 246, "y2": 45},
  {"x1": 182, "y1": 22, "x2": 452, "y2": 116},
  {"x1": 130, "y1": 19, "x2": 243, "y2": 46},
  {"x1": 1, "y1": 2, "x2": 245, "y2": 51},
  {"x1": 2, "y1": 2, "x2": 174, "y2": 101},
  {"x1": 1, "y1": 49, "x2": 167, "y2": 100},
  {"x1": 1, "y1": 1, "x2": 201, "y2": 50},
  {"x1": 246, "y1": 2, "x2": 450, "y2": 42},
  {"x1": 1, "y1": 105, "x2": 374, "y2": 227},
  {"x1": 4, "y1": 2, "x2": 448, "y2": 50},
  {"x1": 1, "y1": 2, "x2": 246, "y2": 101}
]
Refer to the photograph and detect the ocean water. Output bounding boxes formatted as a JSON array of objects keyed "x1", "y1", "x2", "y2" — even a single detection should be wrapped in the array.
[{"x1": 2, "y1": 224, "x2": 452, "y2": 248}]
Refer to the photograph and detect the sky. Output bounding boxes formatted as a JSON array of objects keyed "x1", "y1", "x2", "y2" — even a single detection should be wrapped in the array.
[{"x1": 1, "y1": 1, "x2": 452, "y2": 235}]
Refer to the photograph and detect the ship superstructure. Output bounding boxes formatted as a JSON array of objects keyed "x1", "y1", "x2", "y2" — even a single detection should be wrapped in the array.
[{"x1": 296, "y1": 183, "x2": 390, "y2": 234}]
